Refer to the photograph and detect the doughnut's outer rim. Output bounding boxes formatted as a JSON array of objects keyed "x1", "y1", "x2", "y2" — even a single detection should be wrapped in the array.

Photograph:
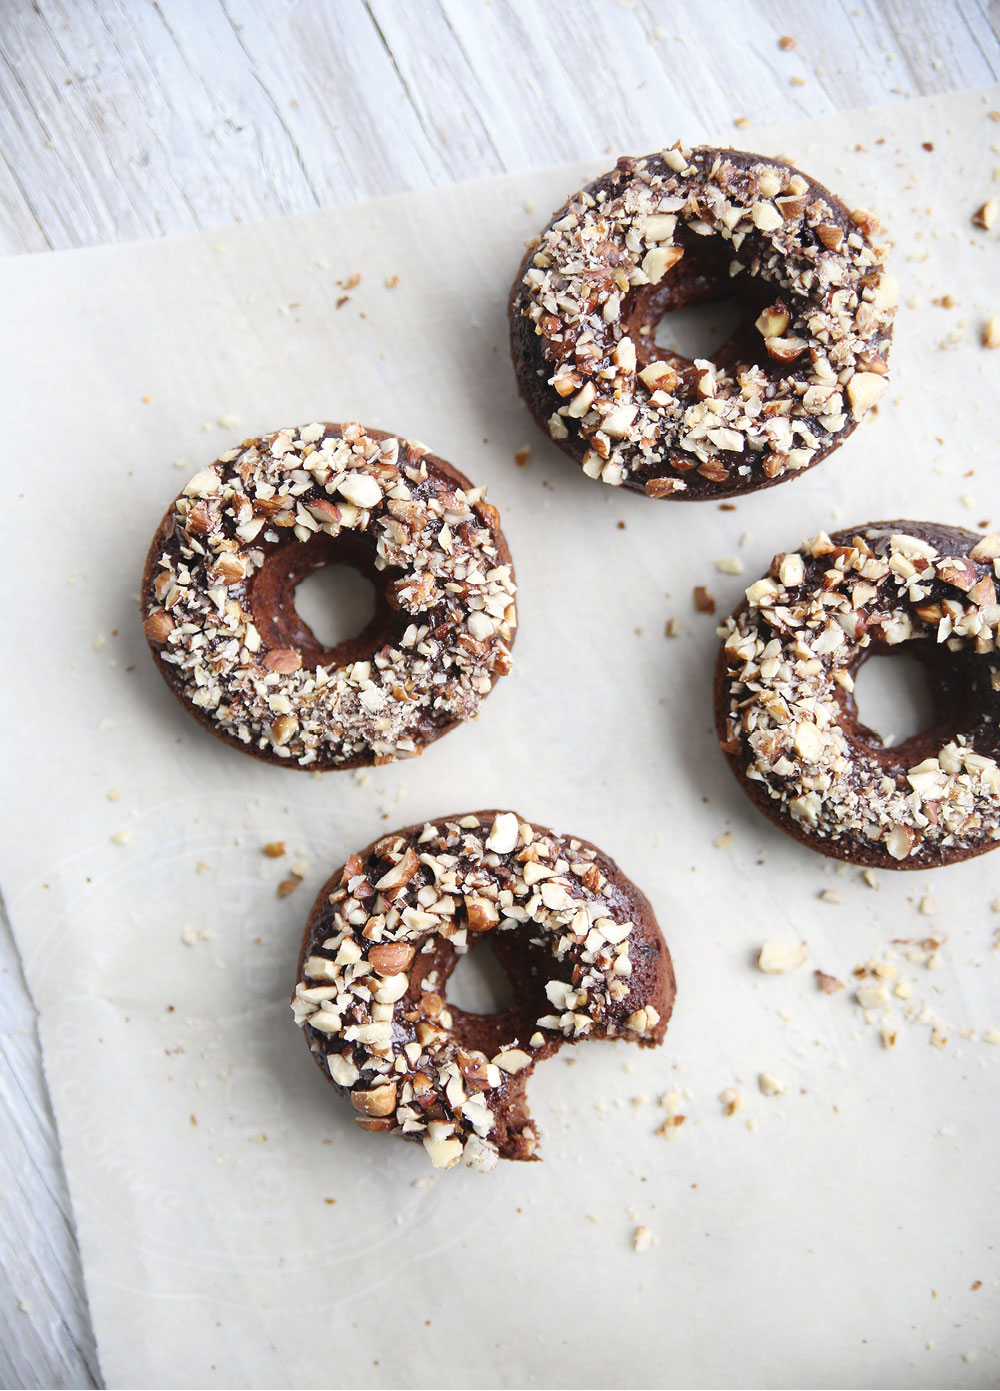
[
  {"x1": 508, "y1": 146, "x2": 879, "y2": 502},
  {"x1": 141, "y1": 425, "x2": 516, "y2": 772},
  {"x1": 296, "y1": 810, "x2": 676, "y2": 1163},
  {"x1": 713, "y1": 520, "x2": 1000, "y2": 871}
]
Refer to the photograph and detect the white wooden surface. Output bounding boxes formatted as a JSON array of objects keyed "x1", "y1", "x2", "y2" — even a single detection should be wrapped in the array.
[{"x1": 1, "y1": 1, "x2": 997, "y2": 1386}]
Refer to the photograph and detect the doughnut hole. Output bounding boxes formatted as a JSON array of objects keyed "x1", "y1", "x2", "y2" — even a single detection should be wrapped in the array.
[
  {"x1": 294, "y1": 563, "x2": 377, "y2": 651},
  {"x1": 624, "y1": 234, "x2": 797, "y2": 390},
  {"x1": 839, "y1": 638, "x2": 1000, "y2": 770},
  {"x1": 446, "y1": 943, "x2": 517, "y2": 1016},
  {"x1": 245, "y1": 533, "x2": 395, "y2": 671}
]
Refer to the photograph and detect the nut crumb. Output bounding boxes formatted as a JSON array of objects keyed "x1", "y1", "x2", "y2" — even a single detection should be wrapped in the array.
[
  {"x1": 973, "y1": 198, "x2": 998, "y2": 230},
  {"x1": 715, "y1": 556, "x2": 744, "y2": 575},
  {"x1": 111, "y1": 829, "x2": 132, "y2": 845},
  {"x1": 778, "y1": 34, "x2": 796, "y2": 50},
  {"x1": 713, "y1": 831, "x2": 734, "y2": 850},
  {"x1": 693, "y1": 585, "x2": 716, "y2": 614},
  {"x1": 758, "y1": 1071, "x2": 786, "y2": 1095},
  {"x1": 862, "y1": 869, "x2": 880, "y2": 890},
  {"x1": 633, "y1": 1225, "x2": 656, "y2": 1252},
  {"x1": 263, "y1": 841, "x2": 286, "y2": 858},
  {"x1": 919, "y1": 893, "x2": 937, "y2": 916},
  {"x1": 758, "y1": 941, "x2": 807, "y2": 973},
  {"x1": 664, "y1": 617, "x2": 681, "y2": 637},
  {"x1": 107, "y1": 787, "x2": 123, "y2": 802},
  {"x1": 719, "y1": 1087, "x2": 743, "y2": 1116},
  {"x1": 277, "y1": 876, "x2": 303, "y2": 898},
  {"x1": 514, "y1": 446, "x2": 531, "y2": 468},
  {"x1": 815, "y1": 970, "x2": 845, "y2": 994},
  {"x1": 734, "y1": 116, "x2": 750, "y2": 129},
  {"x1": 983, "y1": 315, "x2": 1000, "y2": 349},
  {"x1": 385, "y1": 275, "x2": 400, "y2": 288},
  {"x1": 819, "y1": 888, "x2": 842, "y2": 905}
]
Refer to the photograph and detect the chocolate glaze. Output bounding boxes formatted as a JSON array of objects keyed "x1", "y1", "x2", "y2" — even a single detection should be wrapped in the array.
[
  {"x1": 296, "y1": 812, "x2": 676, "y2": 1162},
  {"x1": 715, "y1": 521, "x2": 1000, "y2": 869},
  {"x1": 510, "y1": 147, "x2": 887, "y2": 500}
]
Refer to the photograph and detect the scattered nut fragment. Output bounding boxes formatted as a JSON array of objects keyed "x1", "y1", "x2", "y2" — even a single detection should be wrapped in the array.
[
  {"x1": 815, "y1": 970, "x2": 845, "y2": 995},
  {"x1": 819, "y1": 888, "x2": 842, "y2": 905},
  {"x1": 713, "y1": 831, "x2": 734, "y2": 850},
  {"x1": 758, "y1": 1072, "x2": 786, "y2": 1096},
  {"x1": 758, "y1": 941, "x2": 807, "y2": 973},
  {"x1": 263, "y1": 841, "x2": 286, "y2": 858},
  {"x1": 778, "y1": 34, "x2": 796, "y2": 50},
  {"x1": 110, "y1": 829, "x2": 132, "y2": 845},
  {"x1": 983, "y1": 316, "x2": 1000, "y2": 349},
  {"x1": 719, "y1": 1087, "x2": 743, "y2": 1116},
  {"x1": 919, "y1": 894, "x2": 937, "y2": 916},
  {"x1": 973, "y1": 199, "x2": 998, "y2": 230},
  {"x1": 862, "y1": 869, "x2": 880, "y2": 890},
  {"x1": 633, "y1": 1225, "x2": 657, "y2": 1252},
  {"x1": 693, "y1": 585, "x2": 716, "y2": 614},
  {"x1": 664, "y1": 617, "x2": 681, "y2": 637},
  {"x1": 514, "y1": 446, "x2": 531, "y2": 468},
  {"x1": 715, "y1": 556, "x2": 744, "y2": 575}
]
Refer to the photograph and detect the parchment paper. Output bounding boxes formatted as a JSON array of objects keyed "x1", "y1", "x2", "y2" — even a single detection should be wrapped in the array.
[{"x1": 2, "y1": 86, "x2": 999, "y2": 1390}]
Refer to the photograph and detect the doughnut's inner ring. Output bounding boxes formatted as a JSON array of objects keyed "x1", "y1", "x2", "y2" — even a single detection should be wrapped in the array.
[
  {"x1": 837, "y1": 636, "x2": 1000, "y2": 773},
  {"x1": 624, "y1": 235, "x2": 795, "y2": 389},
  {"x1": 246, "y1": 532, "x2": 394, "y2": 672}
]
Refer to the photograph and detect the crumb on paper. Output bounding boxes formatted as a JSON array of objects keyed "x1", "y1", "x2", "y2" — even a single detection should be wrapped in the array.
[
  {"x1": 815, "y1": 970, "x2": 845, "y2": 994},
  {"x1": 984, "y1": 1028, "x2": 1000, "y2": 1044},
  {"x1": 715, "y1": 556, "x2": 744, "y2": 575},
  {"x1": 385, "y1": 275, "x2": 399, "y2": 288},
  {"x1": 292, "y1": 858, "x2": 310, "y2": 878},
  {"x1": 919, "y1": 894, "x2": 937, "y2": 916},
  {"x1": 16, "y1": 1299, "x2": 32, "y2": 1315},
  {"x1": 880, "y1": 1025, "x2": 898, "y2": 1048},
  {"x1": 277, "y1": 876, "x2": 303, "y2": 898},
  {"x1": 713, "y1": 831, "x2": 733, "y2": 850},
  {"x1": 693, "y1": 585, "x2": 716, "y2": 614},
  {"x1": 263, "y1": 841, "x2": 286, "y2": 858},
  {"x1": 819, "y1": 888, "x2": 842, "y2": 905},
  {"x1": 92, "y1": 633, "x2": 106, "y2": 652},
  {"x1": 758, "y1": 1072, "x2": 786, "y2": 1096},
  {"x1": 514, "y1": 445, "x2": 531, "y2": 468},
  {"x1": 665, "y1": 617, "x2": 681, "y2": 637},
  {"x1": 633, "y1": 1225, "x2": 656, "y2": 1252},
  {"x1": 734, "y1": 116, "x2": 750, "y2": 129},
  {"x1": 983, "y1": 316, "x2": 1000, "y2": 349},
  {"x1": 111, "y1": 829, "x2": 132, "y2": 845},
  {"x1": 862, "y1": 868, "x2": 879, "y2": 890},
  {"x1": 719, "y1": 1087, "x2": 743, "y2": 1116},
  {"x1": 972, "y1": 198, "x2": 997, "y2": 230},
  {"x1": 758, "y1": 940, "x2": 807, "y2": 974},
  {"x1": 107, "y1": 787, "x2": 123, "y2": 802},
  {"x1": 778, "y1": 34, "x2": 796, "y2": 50},
  {"x1": 218, "y1": 413, "x2": 240, "y2": 431}
]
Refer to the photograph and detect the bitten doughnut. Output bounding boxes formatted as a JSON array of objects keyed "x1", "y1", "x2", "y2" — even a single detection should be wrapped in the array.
[
  {"x1": 716, "y1": 522, "x2": 1000, "y2": 869},
  {"x1": 510, "y1": 144, "x2": 896, "y2": 500},
  {"x1": 292, "y1": 811, "x2": 675, "y2": 1169},
  {"x1": 142, "y1": 423, "x2": 516, "y2": 769}
]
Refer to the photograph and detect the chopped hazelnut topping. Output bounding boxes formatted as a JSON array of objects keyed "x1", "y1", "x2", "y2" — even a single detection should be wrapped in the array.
[
  {"x1": 145, "y1": 425, "x2": 516, "y2": 768},
  {"x1": 514, "y1": 146, "x2": 893, "y2": 498},
  {"x1": 720, "y1": 525, "x2": 1000, "y2": 865},
  {"x1": 293, "y1": 813, "x2": 666, "y2": 1170}
]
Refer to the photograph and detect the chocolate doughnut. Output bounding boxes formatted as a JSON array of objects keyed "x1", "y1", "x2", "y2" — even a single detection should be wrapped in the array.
[
  {"x1": 510, "y1": 144, "x2": 895, "y2": 500},
  {"x1": 716, "y1": 522, "x2": 1000, "y2": 868},
  {"x1": 292, "y1": 811, "x2": 675, "y2": 1169},
  {"x1": 142, "y1": 424, "x2": 516, "y2": 769}
]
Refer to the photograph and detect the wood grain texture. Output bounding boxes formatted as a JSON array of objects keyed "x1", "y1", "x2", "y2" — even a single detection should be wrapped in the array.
[{"x1": 0, "y1": 1, "x2": 997, "y2": 1386}]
